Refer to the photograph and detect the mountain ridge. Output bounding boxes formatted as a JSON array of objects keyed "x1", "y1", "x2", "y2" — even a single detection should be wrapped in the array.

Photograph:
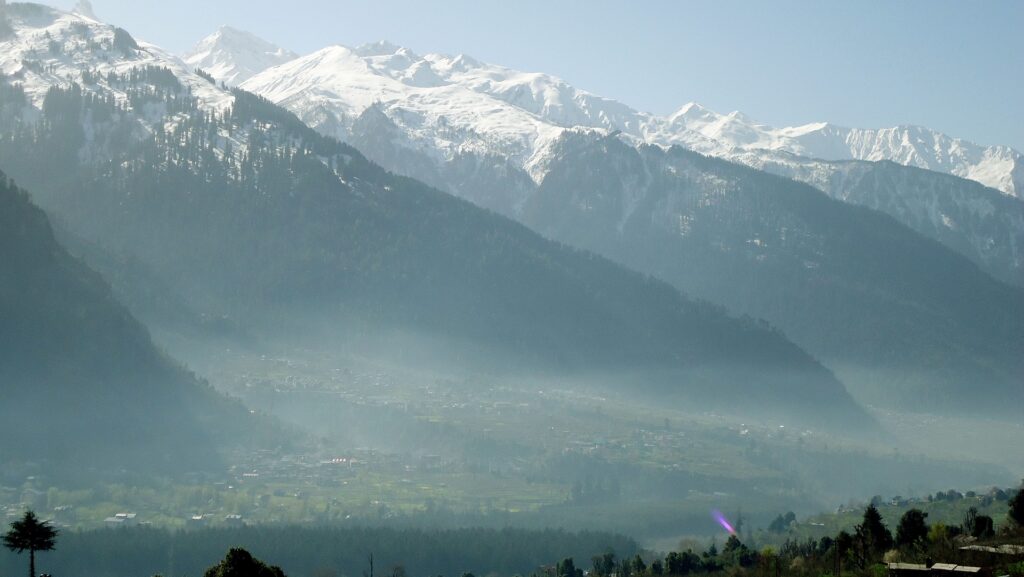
[{"x1": 193, "y1": 31, "x2": 1024, "y2": 198}]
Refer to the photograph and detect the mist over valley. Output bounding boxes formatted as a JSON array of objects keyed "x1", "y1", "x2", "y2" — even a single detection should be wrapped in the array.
[{"x1": 0, "y1": 3, "x2": 1022, "y2": 577}]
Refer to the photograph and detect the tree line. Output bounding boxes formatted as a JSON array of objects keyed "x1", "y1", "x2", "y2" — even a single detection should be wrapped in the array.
[
  {"x1": 6, "y1": 490, "x2": 1022, "y2": 577},
  {"x1": 2, "y1": 516, "x2": 637, "y2": 577}
]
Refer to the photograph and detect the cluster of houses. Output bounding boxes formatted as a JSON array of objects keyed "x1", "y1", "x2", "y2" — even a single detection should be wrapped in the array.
[
  {"x1": 103, "y1": 512, "x2": 245, "y2": 529},
  {"x1": 186, "y1": 513, "x2": 245, "y2": 529},
  {"x1": 888, "y1": 544, "x2": 1024, "y2": 577},
  {"x1": 103, "y1": 512, "x2": 139, "y2": 527},
  {"x1": 887, "y1": 562, "x2": 985, "y2": 576}
]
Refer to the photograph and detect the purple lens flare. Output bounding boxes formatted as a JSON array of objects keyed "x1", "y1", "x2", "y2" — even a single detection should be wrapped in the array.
[{"x1": 711, "y1": 509, "x2": 736, "y2": 535}]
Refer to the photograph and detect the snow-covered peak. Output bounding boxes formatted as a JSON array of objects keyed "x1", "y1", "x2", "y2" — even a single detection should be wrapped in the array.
[
  {"x1": 184, "y1": 25, "x2": 297, "y2": 86},
  {"x1": 244, "y1": 45, "x2": 392, "y2": 115},
  {"x1": 423, "y1": 52, "x2": 647, "y2": 134},
  {"x1": 430, "y1": 53, "x2": 484, "y2": 74},
  {"x1": 242, "y1": 43, "x2": 573, "y2": 184},
  {"x1": 0, "y1": 3, "x2": 232, "y2": 111},
  {"x1": 350, "y1": 42, "x2": 447, "y2": 88},
  {"x1": 668, "y1": 102, "x2": 714, "y2": 123}
]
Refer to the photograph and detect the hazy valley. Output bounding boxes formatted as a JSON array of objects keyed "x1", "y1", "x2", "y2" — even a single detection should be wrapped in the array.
[{"x1": 0, "y1": 3, "x2": 1022, "y2": 577}]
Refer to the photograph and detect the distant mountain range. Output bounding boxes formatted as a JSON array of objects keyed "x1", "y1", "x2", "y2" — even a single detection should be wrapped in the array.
[
  {"x1": 0, "y1": 3, "x2": 872, "y2": 429},
  {"x1": 199, "y1": 33, "x2": 1024, "y2": 287},
  {"x1": 660, "y1": 104, "x2": 1023, "y2": 199},
  {"x1": 188, "y1": 30, "x2": 1021, "y2": 200}
]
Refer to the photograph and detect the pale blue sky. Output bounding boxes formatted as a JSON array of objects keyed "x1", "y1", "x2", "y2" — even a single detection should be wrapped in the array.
[{"x1": 45, "y1": 0, "x2": 1024, "y2": 150}]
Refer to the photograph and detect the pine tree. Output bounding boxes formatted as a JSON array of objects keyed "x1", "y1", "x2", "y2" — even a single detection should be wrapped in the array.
[
  {"x1": 854, "y1": 505, "x2": 893, "y2": 565},
  {"x1": 3, "y1": 511, "x2": 59, "y2": 577},
  {"x1": 895, "y1": 509, "x2": 929, "y2": 548},
  {"x1": 204, "y1": 548, "x2": 285, "y2": 577}
]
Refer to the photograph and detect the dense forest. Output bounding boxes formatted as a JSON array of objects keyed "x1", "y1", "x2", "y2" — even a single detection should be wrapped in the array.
[
  {"x1": 0, "y1": 171, "x2": 281, "y2": 480},
  {"x1": 742, "y1": 153, "x2": 1024, "y2": 288}
]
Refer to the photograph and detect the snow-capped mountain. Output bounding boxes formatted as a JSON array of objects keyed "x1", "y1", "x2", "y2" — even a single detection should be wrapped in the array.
[
  {"x1": 224, "y1": 35, "x2": 1024, "y2": 199},
  {"x1": 423, "y1": 56, "x2": 1023, "y2": 198},
  {"x1": 228, "y1": 37, "x2": 1024, "y2": 284},
  {"x1": 657, "y1": 104, "x2": 1024, "y2": 199},
  {"x1": 243, "y1": 44, "x2": 568, "y2": 175},
  {"x1": 239, "y1": 43, "x2": 584, "y2": 213},
  {"x1": 184, "y1": 26, "x2": 297, "y2": 86},
  {"x1": 239, "y1": 42, "x2": 719, "y2": 184},
  {"x1": 0, "y1": 3, "x2": 232, "y2": 113}
]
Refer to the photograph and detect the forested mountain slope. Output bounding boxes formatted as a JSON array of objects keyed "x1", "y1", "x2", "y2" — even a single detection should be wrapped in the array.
[
  {"x1": 0, "y1": 172, "x2": 275, "y2": 479},
  {"x1": 731, "y1": 150, "x2": 1024, "y2": 287},
  {"x1": 526, "y1": 134, "x2": 1024, "y2": 415}
]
